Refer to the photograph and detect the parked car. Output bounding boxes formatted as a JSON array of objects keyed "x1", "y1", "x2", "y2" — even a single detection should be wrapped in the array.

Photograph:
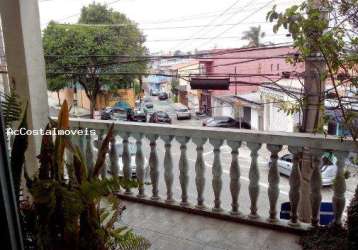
[
  {"x1": 149, "y1": 111, "x2": 172, "y2": 124},
  {"x1": 273, "y1": 153, "x2": 337, "y2": 186},
  {"x1": 110, "y1": 107, "x2": 129, "y2": 121},
  {"x1": 131, "y1": 109, "x2": 147, "y2": 122},
  {"x1": 150, "y1": 89, "x2": 160, "y2": 96},
  {"x1": 174, "y1": 103, "x2": 191, "y2": 120},
  {"x1": 143, "y1": 103, "x2": 154, "y2": 115},
  {"x1": 93, "y1": 140, "x2": 149, "y2": 179},
  {"x1": 100, "y1": 107, "x2": 112, "y2": 120},
  {"x1": 202, "y1": 116, "x2": 251, "y2": 129},
  {"x1": 158, "y1": 92, "x2": 169, "y2": 100}
]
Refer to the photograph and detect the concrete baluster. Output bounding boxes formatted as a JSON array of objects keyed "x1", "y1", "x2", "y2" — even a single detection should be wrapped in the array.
[
  {"x1": 332, "y1": 151, "x2": 348, "y2": 225},
  {"x1": 210, "y1": 139, "x2": 224, "y2": 212},
  {"x1": 288, "y1": 146, "x2": 302, "y2": 226},
  {"x1": 177, "y1": 136, "x2": 190, "y2": 206},
  {"x1": 109, "y1": 134, "x2": 119, "y2": 177},
  {"x1": 121, "y1": 132, "x2": 132, "y2": 194},
  {"x1": 310, "y1": 149, "x2": 323, "y2": 226},
  {"x1": 227, "y1": 140, "x2": 242, "y2": 215},
  {"x1": 267, "y1": 144, "x2": 283, "y2": 222},
  {"x1": 247, "y1": 142, "x2": 262, "y2": 219},
  {"x1": 133, "y1": 133, "x2": 145, "y2": 198},
  {"x1": 162, "y1": 135, "x2": 174, "y2": 203},
  {"x1": 192, "y1": 137, "x2": 207, "y2": 209},
  {"x1": 148, "y1": 134, "x2": 160, "y2": 200}
]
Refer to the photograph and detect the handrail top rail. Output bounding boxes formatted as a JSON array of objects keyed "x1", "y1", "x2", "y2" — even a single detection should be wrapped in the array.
[{"x1": 53, "y1": 117, "x2": 357, "y2": 152}]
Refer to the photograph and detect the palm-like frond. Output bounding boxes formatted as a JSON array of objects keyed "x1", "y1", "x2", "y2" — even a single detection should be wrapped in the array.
[{"x1": 0, "y1": 89, "x2": 22, "y2": 128}]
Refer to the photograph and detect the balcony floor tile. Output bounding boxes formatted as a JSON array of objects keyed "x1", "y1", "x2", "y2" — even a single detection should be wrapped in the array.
[{"x1": 120, "y1": 201, "x2": 301, "y2": 250}]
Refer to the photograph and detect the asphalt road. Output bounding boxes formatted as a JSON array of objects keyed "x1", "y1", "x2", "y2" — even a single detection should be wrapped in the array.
[{"x1": 128, "y1": 95, "x2": 358, "y2": 219}]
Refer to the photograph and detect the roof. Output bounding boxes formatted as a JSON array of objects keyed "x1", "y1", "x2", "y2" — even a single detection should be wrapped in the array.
[{"x1": 213, "y1": 92, "x2": 262, "y2": 107}]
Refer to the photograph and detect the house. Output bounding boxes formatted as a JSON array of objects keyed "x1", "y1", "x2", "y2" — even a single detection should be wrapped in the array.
[
  {"x1": 195, "y1": 46, "x2": 304, "y2": 115},
  {"x1": 169, "y1": 60, "x2": 200, "y2": 109},
  {"x1": 212, "y1": 78, "x2": 303, "y2": 132}
]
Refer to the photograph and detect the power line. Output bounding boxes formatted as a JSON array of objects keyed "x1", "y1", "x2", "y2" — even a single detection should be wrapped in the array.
[
  {"x1": 182, "y1": 0, "x2": 256, "y2": 51},
  {"x1": 195, "y1": 0, "x2": 275, "y2": 49},
  {"x1": 171, "y1": 0, "x2": 242, "y2": 52}
]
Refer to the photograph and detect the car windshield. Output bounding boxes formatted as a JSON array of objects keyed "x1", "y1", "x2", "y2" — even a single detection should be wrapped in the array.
[
  {"x1": 214, "y1": 117, "x2": 232, "y2": 122},
  {"x1": 281, "y1": 154, "x2": 293, "y2": 162},
  {"x1": 145, "y1": 104, "x2": 153, "y2": 108},
  {"x1": 157, "y1": 112, "x2": 168, "y2": 118},
  {"x1": 178, "y1": 108, "x2": 188, "y2": 112}
]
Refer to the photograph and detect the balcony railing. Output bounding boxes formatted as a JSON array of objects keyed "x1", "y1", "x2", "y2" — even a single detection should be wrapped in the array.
[{"x1": 64, "y1": 118, "x2": 356, "y2": 233}]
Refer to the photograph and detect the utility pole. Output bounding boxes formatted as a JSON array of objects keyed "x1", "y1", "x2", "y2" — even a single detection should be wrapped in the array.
[{"x1": 299, "y1": 0, "x2": 328, "y2": 223}]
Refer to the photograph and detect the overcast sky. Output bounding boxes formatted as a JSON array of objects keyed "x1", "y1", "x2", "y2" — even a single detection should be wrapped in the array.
[{"x1": 39, "y1": 0, "x2": 303, "y2": 53}]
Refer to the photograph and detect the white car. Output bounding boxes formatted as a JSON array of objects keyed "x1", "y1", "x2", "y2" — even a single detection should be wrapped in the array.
[
  {"x1": 174, "y1": 103, "x2": 191, "y2": 120},
  {"x1": 274, "y1": 154, "x2": 337, "y2": 186}
]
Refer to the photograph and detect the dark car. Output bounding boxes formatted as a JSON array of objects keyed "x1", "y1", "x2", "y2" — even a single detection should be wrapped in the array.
[
  {"x1": 131, "y1": 109, "x2": 147, "y2": 122},
  {"x1": 149, "y1": 111, "x2": 172, "y2": 124},
  {"x1": 202, "y1": 116, "x2": 251, "y2": 129},
  {"x1": 158, "y1": 92, "x2": 168, "y2": 100},
  {"x1": 100, "y1": 107, "x2": 112, "y2": 120}
]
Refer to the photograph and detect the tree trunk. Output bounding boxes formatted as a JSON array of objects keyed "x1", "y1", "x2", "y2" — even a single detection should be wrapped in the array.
[{"x1": 90, "y1": 100, "x2": 95, "y2": 119}]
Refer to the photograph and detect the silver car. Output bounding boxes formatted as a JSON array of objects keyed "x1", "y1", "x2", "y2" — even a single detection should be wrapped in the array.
[
  {"x1": 274, "y1": 153, "x2": 337, "y2": 186},
  {"x1": 174, "y1": 104, "x2": 191, "y2": 120}
]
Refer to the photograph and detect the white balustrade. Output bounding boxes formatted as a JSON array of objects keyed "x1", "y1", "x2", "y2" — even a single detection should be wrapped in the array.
[
  {"x1": 210, "y1": 139, "x2": 224, "y2": 212},
  {"x1": 121, "y1": 132, "x2": 132, "y2": 194},
  {"x1": 85, "y1": 133, "x2": 94, "y2": 176},
  {"x1": 247, "y1": 142, "x2": 262, "y2": 219},
  {"x1": 267, "y1": 144, "x2": 283, "y2": 222},
  {"x1": 148, "y1": 134, "x2": 160, "y2": 200},
  {"x1": 162, "y1": 135, "x2": 174, "y2": 203},
  {"x1": 61, "y1": 117, "x2": 356, "y2": 232},
  {"x1": 227, "y1": 140, "x2": 242, "y2": 215},
  {"x1": 332, "y1": 151, "x2": 349, "y2": 225},
  {"x1": 109, "y1": 135, "x2": 119, "y2": 177},
  {"x1": 310, "y1": 149, "x2": 323, "y2": 226},
  {"x1": 288, "y1": 146, "x2": 302, "y2": 226},
  {"x1": 177, "y1": 136, "x2": 190, "y2": 206},
  {"x1": 192, "y1": 137, "x2": 207, "y2": 209},
  {"x1": 133, "y1": 133, "x2": 145, "y2": 198}
]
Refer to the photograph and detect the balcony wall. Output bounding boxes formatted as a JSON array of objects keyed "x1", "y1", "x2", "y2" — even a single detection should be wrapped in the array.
[{"x1": 63, "y1": 118, "x2": 357, "y2": 233}]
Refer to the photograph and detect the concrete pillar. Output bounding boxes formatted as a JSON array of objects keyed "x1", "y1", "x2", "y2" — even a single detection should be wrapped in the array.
[{"x1": 0, "y1": 0, "x2": 49, "y2": 175}]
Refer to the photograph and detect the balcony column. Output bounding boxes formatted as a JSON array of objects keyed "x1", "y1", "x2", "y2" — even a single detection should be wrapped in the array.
[
  {"x1": 0, "y1": 0, "x2": 49, "y2": 176},
  {"x1": 96, "y1": 130, "x2": 106, "y2": 179},
  {"x1": 148, "y1": 134, "x2": 160, "y2": 200},
  {"x1": 210, "y1": 139, "x2": 224, "y2": 212},
  {"x1": 310, "y1": 149, "x2": 323, "y2": 226},
  {"x1": 120, "y1": 132, "x2": 132, "y2": 194},
  {"x1": 267, "y1": 144, "x2": 283, "y2": 222},
  {"x1": 109, "y1": 135, "x2": 119, "y2": 177},
  {"x1": 192, "y1": 137, "x2": 207, "y2": 209},
  {"x1": 247, "y1": 142, "x2": 262, "y2": 219},
  {"x1": 161, "y1": 135, "x2": 174, "y2": 203},
  {"x1": 288, "y1": 146, "x2": 302, "y2": 226},
  {"x1": 133, "y1": 133, "x2": 145, "y2": 198},
  {"x1": 227, "y1": 140, "x2": 241, "y2": 215},
  {"x1": 332, "y1": 151, "x2": 348, "y2": 225},
  {"x1": 177, "y1": 136, "x2": 190, "y2": 206},
  {"x1": 85, "y1": 133, "x2": 94, "y2": 176}
]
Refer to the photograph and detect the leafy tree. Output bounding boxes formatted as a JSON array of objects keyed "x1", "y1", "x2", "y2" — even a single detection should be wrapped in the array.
[
  {"x1": 43, "y1": 3, "x2": 148, "y2": 118},
  {"x1": 267, "y1": 0, "x2": 358, "y2": 141},
  {"x1": 47, "y1": 76, "x2": 68, "y2": 106},
  {"x1": 241, "y1": 25, "x2": 266, "y2": 47}
]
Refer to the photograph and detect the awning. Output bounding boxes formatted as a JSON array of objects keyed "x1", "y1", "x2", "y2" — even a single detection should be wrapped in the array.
[{"x1": 190, "y1": 77, "x2": 230, "y2": 90}]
